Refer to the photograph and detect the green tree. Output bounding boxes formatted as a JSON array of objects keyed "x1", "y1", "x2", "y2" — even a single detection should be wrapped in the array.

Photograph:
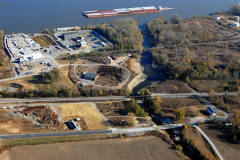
[
  {"x1": 171, "y1": 14, "x2": 181, "y2": 24},
  {"x1": 176, "y1": 110, "x2": 185, "y2": 120}
]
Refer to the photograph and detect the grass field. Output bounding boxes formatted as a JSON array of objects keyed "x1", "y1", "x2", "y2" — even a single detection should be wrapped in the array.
[
  {"x1": 3, "y1": 136, "x2": 182, "y2": 160},
  {"x1": 57, "y1": 103, "x2": 108, "y2": 130}
]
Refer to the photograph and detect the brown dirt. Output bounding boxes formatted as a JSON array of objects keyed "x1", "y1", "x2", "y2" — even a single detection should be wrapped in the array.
[
  {"x1": 201, "y1": 124, "x2": 240, "y2": 160},
  {"x1": 18, "y1": 105, "x2": 65, "y2": 130},
  {"x1": 0, "y1": 150, "x2": 10, "y2": 160},
  {"x1": 96, "y1": 66, "x2": 124, "y2": 86},
  {"x1": 0, "y1": 109, "x2": 60, "y2": 134},
  {"x1": 96, "y1": 102, "x2": 128, "y2": 117},
  {"x1": 6, "y1": 136, "x2": 182, "y2": 160}
]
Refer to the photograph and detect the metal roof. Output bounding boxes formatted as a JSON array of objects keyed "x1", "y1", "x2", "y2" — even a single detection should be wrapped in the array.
[{"x1": 85, "y1": 72, "x2": 98, "y2": 79}]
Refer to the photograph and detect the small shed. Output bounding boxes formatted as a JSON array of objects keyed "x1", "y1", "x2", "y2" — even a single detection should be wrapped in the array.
[
  {"x1": 84, "y1": 72, "x2": 99, "y2": 81},
  {"x1": 68, "y1": 120, "x2": 80, "y2": 130},
  {"x1": 207, "y1": 107, "x2": 216, "y2": 116}
]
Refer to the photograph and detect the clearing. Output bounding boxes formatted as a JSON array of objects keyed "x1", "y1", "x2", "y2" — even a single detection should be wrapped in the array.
[
  {"x1": 57, "y1": 103, "x2": 108, "y2": 130},
  {"x1": 4, "y1": 136, "x2": 182, "y2": 160},
  {"x1": 201, "y1": 124, "x2": 240, "y2": 160}
]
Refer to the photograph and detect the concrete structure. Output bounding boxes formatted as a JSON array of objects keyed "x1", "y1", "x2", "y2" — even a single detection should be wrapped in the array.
[
  {"x1": 4, "y1": 33, "x2": 42, "y2": 62},
  {"x1": 63, "y1": 32, "x2": 79, "y2": 40},
  {"x1": 232, "y1": 22, "x2": 240, "y2": 27},
  {"x1": 207, "y1": 107, "x2": 216, "y2": 116},
  {"x1": 84, "y1": 72, "x2": 99, "y2": 81},
  {"x1": 56, "y1": 26, "x2": 80, "y2": 31}
]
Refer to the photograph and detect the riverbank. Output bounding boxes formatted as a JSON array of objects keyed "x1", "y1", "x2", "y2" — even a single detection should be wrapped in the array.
[{"x1": 127, "y1": 59, "x2": 147, "y2": 91}]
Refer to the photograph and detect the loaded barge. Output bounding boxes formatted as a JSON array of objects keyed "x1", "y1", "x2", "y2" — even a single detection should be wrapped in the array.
[{"x1": 83, "y1": 6, "x2": 169, "y2": 18}]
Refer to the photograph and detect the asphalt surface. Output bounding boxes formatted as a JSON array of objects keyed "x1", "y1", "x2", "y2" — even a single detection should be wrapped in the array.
[
  {"x1": 0, "y1": 129, "x2": 112, "y2": 140},
  {"x1": 0, "y1": 92, "x2": 238, "y2": 104},
  {"x1": 0, "y1": 122, "x2": 205, "y2": 140}
]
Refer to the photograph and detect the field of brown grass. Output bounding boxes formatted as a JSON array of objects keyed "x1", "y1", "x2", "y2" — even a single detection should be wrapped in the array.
[
  {"x1": 201, "y1": 124, "x2": 240, "y2": 160},
  {"x1": 153, "y1": 80, "x2": 193, "y2": 93},
  {"x1": 185, "y1": 127, "x2": 216, "y2": 160},
  {"x1": 5, "y1": 136, "x2": 182, "y2": 160},
  {"x1": 57, "y1": 103, "x2": 108, "y2": 130}
]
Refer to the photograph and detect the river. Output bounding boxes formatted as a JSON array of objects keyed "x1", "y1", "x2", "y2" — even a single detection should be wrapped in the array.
[{"x1": 0, "y1": 0, "x2": 239, "y2": 34}]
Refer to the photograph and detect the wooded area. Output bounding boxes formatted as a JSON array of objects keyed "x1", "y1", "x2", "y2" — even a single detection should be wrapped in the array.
[{"x1": 95, "y1": 18, "x2": 143, "y2": 50}]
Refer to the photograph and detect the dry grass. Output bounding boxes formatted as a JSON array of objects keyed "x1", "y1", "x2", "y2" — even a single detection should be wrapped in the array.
[
  {"x1": 5, "y1": 136, "x2": 182, "y2": 160},
  {"x1": 153, "y1": 80, "x2": 193, "y2": 93},
  {"x1": 4, "y1": 77, "x2": 37, "y2": 91},
  {"x1": 201, "y1": 124, "x2": 240, "y2": 160},
  {"x1": 185, "y1": 127, "x2": 217, "y2": 160},
  {"x1": 32, "y1": 36, "x2": 55, "y2": 47},
  {"x1": 188, "y1": 80, "x2": 237, "y2": 92},
  {"x1": 57, "y1": 103, "x2": 108, "y2": 130},
  {"x1": 55, "y1": 66, "x2": 76, "y2": 88}
]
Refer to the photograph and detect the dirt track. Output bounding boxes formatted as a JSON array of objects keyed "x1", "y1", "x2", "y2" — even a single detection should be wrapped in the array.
[{"x1": 6, "y1": 136, "x2": 182, "y2": 160}]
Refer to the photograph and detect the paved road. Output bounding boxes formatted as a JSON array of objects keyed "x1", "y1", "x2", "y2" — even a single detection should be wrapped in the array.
[
  {"x1": 0, "y1": 124, "x2": 179, "y2": 140},
  {"x1": 194, "y1": 126, "x2": 224, "y2": 160},
  {"x1": 0, "y1": 92, "x2": 238, "y2": 104},
  {"x1": 0, "y1": 120, "x2": 210, "y2": 140},
  {"x1": 0, "y1": 96, "x2": 127, "y2": 104},
  {"x1": 0, "y1": 129, "x2": 112, "y2": 140},
  {"x1": 151, "y1": 92, "x2": 238, "y2": 99}
]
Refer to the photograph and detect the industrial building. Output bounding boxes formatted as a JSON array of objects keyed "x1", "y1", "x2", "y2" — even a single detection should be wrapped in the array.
[
  {"x1": 84, "y1": 72, "x2": 99, "y2": 81},
  {"x1": 4, "y1": 33, "x2": 43, "y2": 62},
  {"x1": 63, "y1": 32, "x2": 79, "y2": 40},
  {"x1": 207, "y1": 107, "x2": 216, "y2": 116}
]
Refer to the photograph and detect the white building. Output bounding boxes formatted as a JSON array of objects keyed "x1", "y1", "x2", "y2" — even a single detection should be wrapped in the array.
[
  {"x1": 20, "y1": 52, "x2": 43, "y2": 62},
  {"x1": 213, "y1": 17, "x2": 220, "y2": 20},
  {"x1": 232, "y1": 22, "x2": 240, "y2": 27},
  {"x1": 4, "y1": 33, "x2": 43, "y2": 62}
]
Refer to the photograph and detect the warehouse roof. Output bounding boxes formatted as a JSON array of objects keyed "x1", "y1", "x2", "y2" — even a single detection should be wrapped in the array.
[{"x1": 85, "y1": 72, "x2": 98, "y2": 79}]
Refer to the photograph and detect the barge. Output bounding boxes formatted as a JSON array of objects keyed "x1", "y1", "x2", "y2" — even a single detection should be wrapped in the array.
[{"x1": 83, "y1": 6, "x2": 169, "y2": 18}]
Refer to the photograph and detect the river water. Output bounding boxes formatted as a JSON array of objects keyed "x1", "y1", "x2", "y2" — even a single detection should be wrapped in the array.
[{"x1": 0, "y1": 0, "x2": 239, "y2": 34}]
